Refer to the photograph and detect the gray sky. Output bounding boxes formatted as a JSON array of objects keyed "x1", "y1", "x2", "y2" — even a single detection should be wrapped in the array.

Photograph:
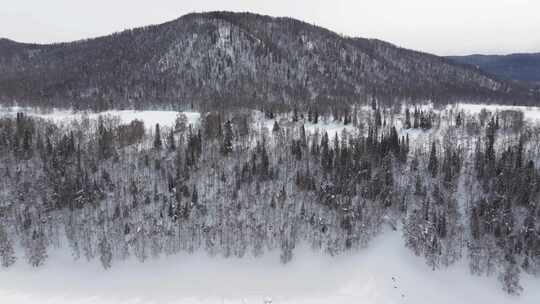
[{"x1": 0, "y1": 0, "x2": 539, "y2": 56}]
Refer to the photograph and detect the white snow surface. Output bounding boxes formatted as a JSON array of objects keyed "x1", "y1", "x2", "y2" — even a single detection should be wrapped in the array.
[
  {"x1": 256, "y1": 114, "x2": 357, "y2": 137},
  {"x1": 452, "y1": 103, "x2": 540, "y2": 121},
  {"x1": 0, "y1": 229, "x2": 538, "y2": 304},
  {"x1": 0, "y1": 107, "x2": 200, "y2": 128}
]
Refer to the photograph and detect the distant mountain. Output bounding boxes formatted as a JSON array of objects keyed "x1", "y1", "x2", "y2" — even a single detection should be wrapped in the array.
[
  {"x1": 447, "y1": 53, "x2": 540, "y2": 84},
  {"x1": 0, "y1": 12, "x2": 535, "y2": 110}
]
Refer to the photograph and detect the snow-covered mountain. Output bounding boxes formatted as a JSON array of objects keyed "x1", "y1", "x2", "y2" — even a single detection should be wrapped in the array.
[{"x1": 0, "y1": 12, "x2": 532, "y2": 109}]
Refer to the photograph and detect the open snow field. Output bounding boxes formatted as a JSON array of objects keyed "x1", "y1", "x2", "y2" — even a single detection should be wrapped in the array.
[
  {"x1": 0, "y1": 229, "x2": 538, "y2": 304},
  {"x1": 453, "y1": 103, "x2": 540, "y2": 122},
  {"x1": 0, "y1": 107, "x2": 200, "y2": 128},
  {"x1": 2, "y1": 102, "x2": 539, "y2": 134}
]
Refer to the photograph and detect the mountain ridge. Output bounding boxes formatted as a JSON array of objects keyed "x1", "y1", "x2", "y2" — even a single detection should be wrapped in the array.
[
  {"x1": 0, "y1": 11, "x2": 535, "y2": 110},
  {"x1": 447, "y1": 53, "x2": 540, "y2": 84}
]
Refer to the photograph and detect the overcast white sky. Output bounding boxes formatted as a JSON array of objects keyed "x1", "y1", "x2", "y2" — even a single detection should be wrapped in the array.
[{"x1": 0, "y1": 0, "x2": 539, "y2": 56}]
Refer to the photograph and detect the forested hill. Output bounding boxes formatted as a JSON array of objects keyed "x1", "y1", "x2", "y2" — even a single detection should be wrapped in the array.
[
  {"x1": 0, "y1": 12, "x2": 534, "y2": 110},
  {"x1": 447, "y1": 53, "x2": 540, "y2": 84}
]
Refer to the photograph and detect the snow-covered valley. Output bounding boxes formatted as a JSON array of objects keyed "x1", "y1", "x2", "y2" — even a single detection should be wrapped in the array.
[
  {"x1": 1, "y1": 228, "x2": 539, "y2": 304},
  {"x1": 0, "y1": 107, "x2": 201, "y2": 129}
]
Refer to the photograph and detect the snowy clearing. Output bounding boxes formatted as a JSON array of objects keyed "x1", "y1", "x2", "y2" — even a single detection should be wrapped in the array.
[
  {"x1": 0, "y1": 229, "x2": 538, "y2": 304},
  {"x1": 0, "y1": 107, "x2": 200, "y2": 128},
  {"x1": 257, "y1": 116, "x2": 357, "y2": 136},
  {"x1": 451, "y1": 103, "x2": 540, "y2": 122},
  {"x1": 2, "y1": 102, "x2": 539, "y2": 134}
]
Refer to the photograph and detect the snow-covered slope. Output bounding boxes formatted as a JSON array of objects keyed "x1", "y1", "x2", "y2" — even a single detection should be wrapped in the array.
[
  {"x1": 0, "y1": 228, "x2": 538, "y2": 304},
  {"x1": 1, "y1": 11, "x2": 524, "y2": 110}
]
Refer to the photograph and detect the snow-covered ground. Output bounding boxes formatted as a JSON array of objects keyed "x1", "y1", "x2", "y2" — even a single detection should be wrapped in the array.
[
  {"x1": 2, "y1": 102, "x2": 539, "y2": 135},
  {"x1": 260, "y1": 117, "x2": 357, "y2": 136},
  {"x1": 452, "y1": 103, "x2": 540, "y2": 122},
  {"x1": 252, "y1": 110, "x2": 357, "y2": 137},
  {"x1": 0, "y1": 107, "x2": 200, "y2": 128},
  {"x1": 0, "y1": 106, "x2": 358, "y2": 137},
  {"x1": 0, "y1": 228, "x2": 538, "y2": 304}
]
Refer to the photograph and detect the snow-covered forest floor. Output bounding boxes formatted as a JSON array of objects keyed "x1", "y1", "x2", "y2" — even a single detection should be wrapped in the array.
[
  {"x1": 1, "y1": 102, "x2": 540, "y2": 303},
  {"x1": 3, "y1": 102, "x2": 540, "y2": 124},
  {"x1": 0, "y1": 106, "x2": 201, "y2": 129},
  {"x1": 1, "y1": 227, "x2": 538, "y2": 304}
]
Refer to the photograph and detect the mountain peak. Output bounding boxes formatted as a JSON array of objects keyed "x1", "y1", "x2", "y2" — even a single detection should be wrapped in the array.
[{"x1": 0, "y1": 12, "x2": 535, "y2": 109}]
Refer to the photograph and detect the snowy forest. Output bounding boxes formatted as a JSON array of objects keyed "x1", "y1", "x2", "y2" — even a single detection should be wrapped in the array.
[{"x1": 0, "y1": 102, "x2": 539, "y2": 296}]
